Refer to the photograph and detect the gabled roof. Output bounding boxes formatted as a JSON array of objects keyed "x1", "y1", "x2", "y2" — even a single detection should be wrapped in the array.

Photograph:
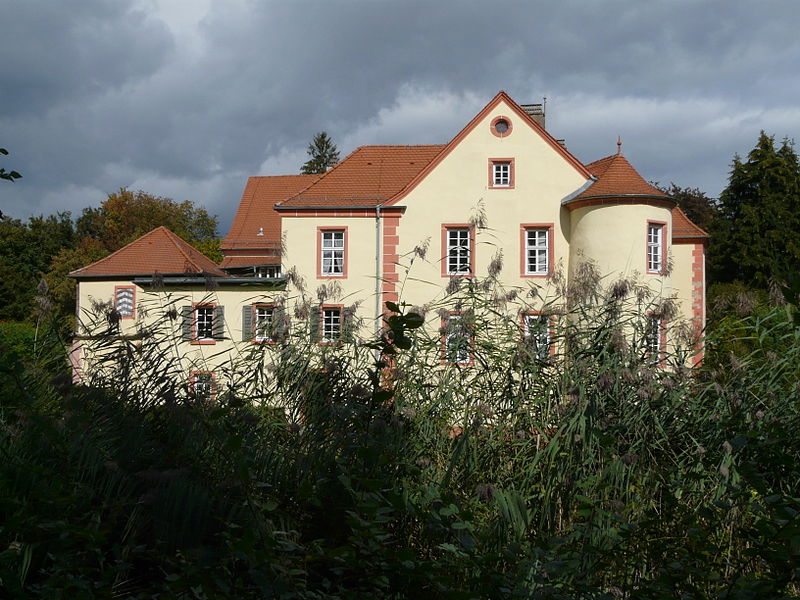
[
  {"x1": 276, "y1": 91, "x2": 593, "y2": 210},
  {"x1": 223, "y1": 174, "x2": 319, "y2": 248},
  {"x1": 69, "y1": 226, "x2": 225, "y2": 278},
  {"x1": 276, "y1": 145, "x2": 445, "y2": 208},
  {"x1": 671, "y1": 206, "x2": 709, "y2": 241},
  {"x1": 576, "y1": 153, "x2": 670, "y2": 200},
  {"x1": 382, "y1": 90, "x2": 592, "y2": 207}
]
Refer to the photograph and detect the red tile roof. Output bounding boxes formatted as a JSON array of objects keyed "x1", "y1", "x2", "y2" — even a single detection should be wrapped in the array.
[
  {"x1": 276, "y1": 145, "x2": 446, "y2": 208},
  {"x1": 578, "y1": 153, "x2": 670, "y2": 199},
  {"x1": 671, "y1": 206, "x2": 709, "y2": 240},
  {"x1": 69, "y1": 226, "x2": 225, "y2": 278},
  {"x1": 219, "y1": 255, "x2": 280, "y2": 269},
  {"x1": 222, "y1": 174, "x2": 319, "y2": 249}
]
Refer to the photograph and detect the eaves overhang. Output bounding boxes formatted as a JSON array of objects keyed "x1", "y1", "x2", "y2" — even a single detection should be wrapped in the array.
[
  {"x1": 132, "y1": 276, "x2": 287, "y2": 287},
  {"x1": 274, "y1": 205, "x2": 407, "y2": 213},
  {"x1": 563, "y1": 194, "x2": 677, "y2": 211}
]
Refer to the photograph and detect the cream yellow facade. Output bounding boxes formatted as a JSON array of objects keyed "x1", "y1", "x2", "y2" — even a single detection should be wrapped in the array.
[{"x1": 72, "y1": 91, "x2": 708, "y2": 386}]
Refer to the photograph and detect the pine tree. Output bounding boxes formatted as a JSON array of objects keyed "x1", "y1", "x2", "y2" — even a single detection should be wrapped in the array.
[
  {"x1": 709, "y1": 132, "x2": 800, "y2": 289},
  {"x1": 301, "y1": 132, "x2": 340, "y2": 174}
]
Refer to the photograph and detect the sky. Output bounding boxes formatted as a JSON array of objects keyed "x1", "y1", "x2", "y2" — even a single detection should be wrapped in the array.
[{"x1": 2, "y1": 0, "x2": 798, "y2": 235}]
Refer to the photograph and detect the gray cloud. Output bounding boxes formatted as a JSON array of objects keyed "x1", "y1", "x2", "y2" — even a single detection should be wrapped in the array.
[{"x1": 1, "y1": 0, "x2": 798, "y2": 234}]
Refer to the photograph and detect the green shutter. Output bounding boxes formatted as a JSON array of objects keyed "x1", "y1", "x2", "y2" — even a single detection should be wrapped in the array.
[
  {"x1": 213, "y1": 306, "x2": 225, "y2": 340},
  {"x1": 310, "y1": 304, "x2": 321, "y2": 342},
  {"x1": 273, "y1": 304, "x2": 288, "y2": 342},
  {"x1": 242, "y1": 305, "x2": 253, "y2": 341},
  {"x1": 181, "y1": 306, "x2": 193, "y2": 341},
  {"x1": 342, "y1": 305, "x2": 356, "y2": 342}
]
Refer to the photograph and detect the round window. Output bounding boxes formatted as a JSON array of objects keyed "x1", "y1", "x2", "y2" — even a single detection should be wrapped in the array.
[{"x1": 491, "y1": 116, "x2": 512, "y2": 137}]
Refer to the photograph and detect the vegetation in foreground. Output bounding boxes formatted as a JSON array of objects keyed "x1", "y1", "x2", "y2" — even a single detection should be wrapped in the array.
[{"x1": 1, "y1": 268, "x2": 798, "y2": 599}]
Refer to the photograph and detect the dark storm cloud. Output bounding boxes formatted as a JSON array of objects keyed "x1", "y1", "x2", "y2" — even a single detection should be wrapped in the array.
[{"x1": 1, "y1": 0, "x2": 798, "y2": 233}]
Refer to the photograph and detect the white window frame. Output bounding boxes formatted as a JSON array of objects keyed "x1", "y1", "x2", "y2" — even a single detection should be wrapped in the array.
[
  {"x1": 321, "y1": 306, "x2": 342, "y2": 343},
  {"x1": 255, "y1": 265, "x2": 281, "y2": 278},
  {"x1": 191, "y1": 372, "x2": 215, "y2": 400},
  {"x1": 254, "y1": 305, "x2": 275, "y2": 342},
  {"x1": 525, "y1": 228, "x2": 550, "y2": 276},
  {"x1": 647, "y1": 223, "x2": 664, "y2": 274},
  {"x1": 524, "y1": 314, "x2": 551, "y2": 360},
  {"x1": 446, "y1": 227, "x2": 472, "y2": 275},
  {"x1": 195, "y1": 306, "x2": 215, "y2": 340},
  {"x1": 321, "y1": 230, "x2": 345, "y2": 276},
  {"x1": 444, "y1": 314, "x2": 471, "y2": 364},
  {"x1": 493, "y1": 161, "x2": 511, "y2": 187},
  {"x1": 645, "y1": 314, "x2": 664, "y2": 365}
]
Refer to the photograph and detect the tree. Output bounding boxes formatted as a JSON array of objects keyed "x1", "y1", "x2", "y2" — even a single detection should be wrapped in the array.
[
  {"x1": 0, "y1": 147, "x2": 22, "y2": 182},
  {"x1": 657, "y1": 183, "x2": 718, "y2": 233},
  {"x1": 43, "y1": 238, "x2": 108, "y2": 329},
  {"x1": 709, "y1": 132, "x2": 800, "y2": 290},
  {"x1": 301, "y1": 132, "x2": 340, "y2": 174},
  {"x1": 0, "y1": 213, "x2": 75, "y2": 321},
  {"x1": 76, "y1": 189, "x2": 219, "y2": 255}
]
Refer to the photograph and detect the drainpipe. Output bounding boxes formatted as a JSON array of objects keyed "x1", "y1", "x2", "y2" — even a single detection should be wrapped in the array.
[{"x1": 374, "y1": 204, "x2": 382, "y2": 352}]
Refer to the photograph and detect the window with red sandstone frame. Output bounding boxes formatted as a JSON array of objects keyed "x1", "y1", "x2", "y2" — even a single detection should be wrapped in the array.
[{"x1": 647, "y1": 223, "x2": 665, "y2": 273}]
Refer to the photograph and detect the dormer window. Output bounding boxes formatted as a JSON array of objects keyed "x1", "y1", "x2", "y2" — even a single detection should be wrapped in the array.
[{"x1": 255, "y1": 265, "x2": 281, "y2": 278}]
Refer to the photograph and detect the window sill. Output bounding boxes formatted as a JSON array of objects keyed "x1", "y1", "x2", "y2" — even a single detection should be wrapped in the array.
[{"x1": 190, "y1": 340, "x2": 217, "y2": 345}]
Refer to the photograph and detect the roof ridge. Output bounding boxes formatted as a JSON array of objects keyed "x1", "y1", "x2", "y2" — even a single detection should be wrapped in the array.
[
  {"x1": 161, "y1": 227, "x2": 206, "y2": 271},
  {"x1": 381, "y1": 91, "x2": 592, "y2": 207},
  {"x1": 276, "y1": 146, "x2": 363, "y2": 206},
  {"x1": 69, "y1": 226, "x2": 164, "y2": 275}
]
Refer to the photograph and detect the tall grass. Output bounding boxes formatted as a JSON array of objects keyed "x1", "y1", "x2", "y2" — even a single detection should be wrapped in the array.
[{"x1": 1, "y1": 267, "x2": 798, "y2": 598}]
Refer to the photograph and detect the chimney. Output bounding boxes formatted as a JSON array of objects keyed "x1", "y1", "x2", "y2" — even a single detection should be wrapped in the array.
[{"x1": 520, "y1": 102, "x2": 545, "y2": 129}]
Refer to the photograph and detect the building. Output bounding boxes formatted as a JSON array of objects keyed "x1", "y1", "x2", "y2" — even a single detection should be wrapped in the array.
[{"x1": 70, "y1": 92, "x2": 708, "y2": 390}]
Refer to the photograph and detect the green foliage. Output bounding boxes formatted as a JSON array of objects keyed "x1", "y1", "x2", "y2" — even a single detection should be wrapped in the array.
[
  {"x1": 301, "y1": 132, "x2": 340, "y2": 174},
  {"x1": 0, "y1": 212, "x2": 75, "y2": 321},
  {"x1": 710, "y1": 132, "x2": 800, "y2": 290},
  {"x1": 0, "y1": 147, "x2": 22, "y2": 182},
  {"x1": 76, "y1": 188, "x2": 219, "y2": 254},
  {"x1": 657, "y1": 182, "x2": 718, "y2": 232},
  {"x1": 2, "y1": 274, "x2": 799, "y2": 597},
  {"x1": 0, "y1": 321, "x2": 36, "y2": 360}
]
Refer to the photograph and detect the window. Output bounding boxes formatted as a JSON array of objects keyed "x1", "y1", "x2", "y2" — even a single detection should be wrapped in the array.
[
  {"x1": 254, "y1": 305, "x2": 274, "y2": 342},
  {"x1": 114, "y1": 286, "x2": 135, "y2": 319},
  {"x1": 196, "y1": 306, "x2": 214, "y2": 340},
  {"x1": 242, "y1": 304, "x2": 280, "y2": 342},
  {"x1": 443, "y1": 313, "x2": 472, "y2": 364},
  {"x1": 443, "y1": 225, "x2": 473, "y2": 276},
  {"x1": 647, "y1": 222, "x2": 665, "y2": 274},
  {"x1": 181, "y1": 304, "x2": 225, "y2": 343},
  {"x1": 190, "y1": 371, "x2": 215, "y2": 400},
  {"x1": 318, "y1": 228, "x2": 347, "y2": 278},
  {"x1": 489, "y1": 159, "x2": 514, "y2": 188},
  {"x1": 524, "y1": 313, "x2": 552, "y2": 360},
  {"x1": 490, "y1": 116, "x2": 513, "y2": 138},
  {"x1": 521, "y1": 225, "x2": 552, "y2": 276},
  {"x1": 255, "y1": 265, "x2": 281, "y2": 278},
  {"x1": 645, "y1": 315, "x2": 665, "y2": 366},
  {"x1": 321, "y1": 306, "x2": 342, "y2": 343}
]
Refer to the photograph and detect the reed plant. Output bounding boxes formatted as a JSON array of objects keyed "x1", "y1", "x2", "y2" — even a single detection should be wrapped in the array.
[{"x1": 0, "y1": 266, "x2": 797, "y2": 598}]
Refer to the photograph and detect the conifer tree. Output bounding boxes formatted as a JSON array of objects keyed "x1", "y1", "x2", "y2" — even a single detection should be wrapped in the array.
[
  {"x1": 709, "y1": 132, "x2": 800, "y2": 289},
  {"x1": 301, "y1": 132, "x2": 340, "y2": 174}
]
